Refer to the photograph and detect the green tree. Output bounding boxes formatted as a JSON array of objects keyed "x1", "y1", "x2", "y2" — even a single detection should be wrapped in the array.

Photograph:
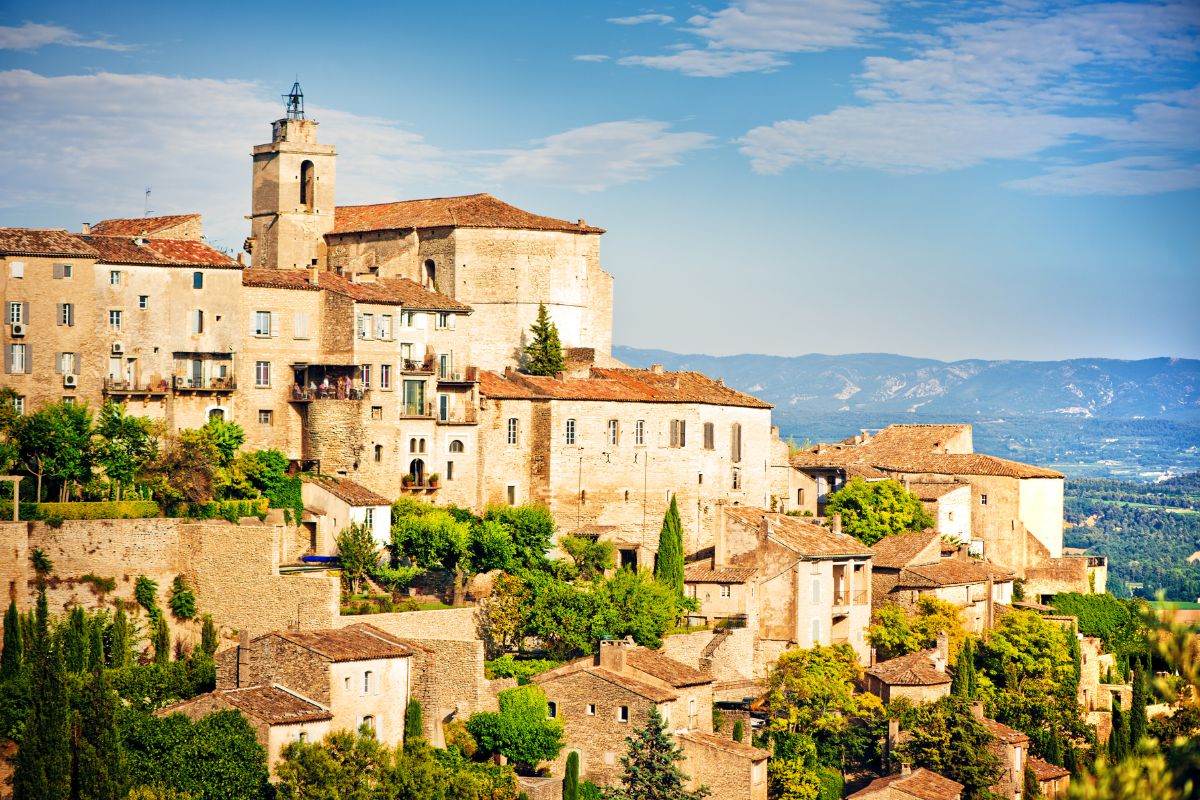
[
  {"x1": 869, "y1": 597, "x2": 967, "y2": 662},
  {"x1": 564, "y1": 750, "x2": 580, "y2": 800},
  {"x1": 12, "y1": 587, "x2": 71, "y2": 800},
  {"x1": 467, "y1": 684, "x2": 564, "y2": 774},
  {"x1": 152, "y1": 614, "x2": 171, "y2": 665},
  {"x1": 337, "y1": 523, "x2": 381, "y2": 595},
  {"x1": 468, "y1": 519, "x2": 517, "y2": 574},
  {"x1": 200, "y1": 614, "x2": 218, "y2": 658},
  {"x1": 1130, "y1": 658, "x2": 1149, "y2": 749},
  {"x1": 405, "y1": 698, "x2": 423, "y2": 744},
  {"x1": 561, "y1": 534, "x2": 615, "y2": 580},
  {"x1": 823, "y1": 478, "x2": 935, "y2": 546},
  {"x1": 88, "y1": 615, "x2": 105, "y2": 671},
  {"x1": 18, "y1": 400, "x2": 96, "y2": 502},
  {"x1": 952, "y1": 638, "x2": 978, "y2": 699},
  {"x1": 143, "y1": 428, "x2": 221, "y2": 504},
  {"x1": 595, "y1": 568, "x2": 681, "y2": 650},
  {"x1": 654, "y1": 495, "x2": 684, "y2": 599},
  {"x1": 199, "y1": 418, "x2": 245, "y2": 468},
  {"x1": 2, "y1": 598, "x2": 23, "y2": 679},
  {"x1": 390, "y1": 511, "x2": 467, "y2": 573},
  {"x1": 1109, "y1": 696, "x2": 1129, "y2": 764},
  {"x1": 483, "y1": 504, "x2": 555, "y2": 571},
  {"x1": 94, "y1": 402, "x2": 157, "y2": 500},
  {"x1": 169, "y1": 576, "x2": 197, "y2": 621},
  {"x1": 603, "y1": 706, "x2": 709, "y2": 800},
  {"x1": 731, "y1": 719, "x2": 745, "y2": 743},
  {"x1": 896, "y1": 696, "x2": 1004, "y2": 800},
  {"x1": 0, "y1": 386, "x2": 20, "y2": 475},
  {"x1": 1024, "y1": 764, "x2": 1044, "y2": 800},
  {"x1": 76, "y1": 665, "x2": 128, "y2": 800},
  {"x1": 523, "y1": 303, "x2": 565, "y2": 376},
  {"x1": 765, "y1": 645, "x2": 882, "y2": 739},
  {"x1": 477, "y1": 572, "x2": 531, "y2": 658},
  {"x1": 109, "y1": 601, "x2": 131, "y2": 669}
]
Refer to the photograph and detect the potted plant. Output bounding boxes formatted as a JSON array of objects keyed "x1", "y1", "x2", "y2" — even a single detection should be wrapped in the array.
[
  {"x1": 401, "y1": 473, "x2": 415, "y2": 488},
  {"x1": 428, "y1": 473, "x2": 440, "y2": 488}
]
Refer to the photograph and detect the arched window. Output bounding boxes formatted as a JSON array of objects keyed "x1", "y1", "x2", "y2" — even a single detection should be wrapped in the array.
[
  {"x1": 300, "y1": 160, "x2": 314, "y2": 211},
  {"x1": 374, "y1": 444, "x2": 383, "y2": 463},
  {"x1": 410, "y1": 438, "x2": 418, "y2": 453},
  {"x1": 424, "y1": 259, "x2": 436, "y2": 287},
  {"x1": 731, "y1": 422, "x2": 742, "y2": 463},
  {"x1": 449, "y1": 439, "x2": 465, "y2": 453},
  {"x1": 419, "y1": 437, "x2": 427, "y2": 453},
  {"x1": 409, "y1": 458, "x2": 425, "y2": 485}
]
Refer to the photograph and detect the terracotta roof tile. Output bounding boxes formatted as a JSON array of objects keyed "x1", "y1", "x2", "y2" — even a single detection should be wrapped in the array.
[
  {"x1": 724, "y1": 507, "x2": 873, "y2": 557},
  {"x1": 307, "y1": 476, "x2": 391, "y2": 507},
  {"x1": 90, "y1": 214, "x2": 200, "y2": 237},
  {"x1": 0, "y1": 228, "x2": 99, "y2": 257},
  {"x1": 848, "y1": 768, "x2": 964, "y2": 800},
  {"x1": 218, "y1": 686, "x2": 331, "y2": 725},
  {"x1": 241, "y1": 268, "x2": 322, "y2": 291},
  {"x1": 979, "y1": 716, "x2": 1029, "y2": 743},
  {"x1": 274, "y1": 624, "x2": 414, "y2": 662},
  {"x1": 858, "y1": 425, "x2": 973, "y2": 457},
  {"x1": 897, "y1": 559, "x2": 1015, "y2": 589},
  {"x1": 241, "y1": 269, "x2": 470, "y2": 310},
  {"x1": 626, "y1": 649, "x2": 713, "y2": 688},
  {"x1": 332, "y1": 193, "x2": 604, "y2": 235},
  {"x1": 870, "y1": 530, "x2": 942, "y2": 569},
  {"x1": 81, "y1": 235, "x2": 238, "y2": 268},
  {"x1": 1028, "y1": 756, "x2": 1069, "y2": 781},
  {"x1": 588, "y1": 667, "x2": 678, "y2": 702},
  {"x1": 846, "y1": 464, "x2": 890, "y2": 480},
  {"x1": 679, "y1": 730, "x2": 769, "y2": 761},
  {"x1": 875, "y1": 453, "x2": 1064, "y2": 480},
  {"x1": 478, "y1": 368, "x2": 771, "y2": 409},
  {"x1": 908, "y1": 482, "x2": 969, "y2": 501},
  {"x1": 685, "y1": 563, "x2": 757, "y2": 584},
  {"x1": 866, "y1": 649, "x2": 952, "y2": 686}
]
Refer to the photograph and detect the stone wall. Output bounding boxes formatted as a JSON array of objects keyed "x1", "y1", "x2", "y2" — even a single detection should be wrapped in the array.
[
  {"x1": 335, "y1": 606, "x2": 480, "y2": 641},
  {"x1": 681, "y1": 736, "x2": 767, "y2": 800}
]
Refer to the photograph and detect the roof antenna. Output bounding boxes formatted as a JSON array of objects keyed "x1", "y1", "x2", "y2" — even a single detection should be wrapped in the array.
[
  {"x1": 284, "y1": 81, "x2": 305, "y2": 120},
  {"x1": 144, "y1": 187, "x2": 152, "y2": 217}
]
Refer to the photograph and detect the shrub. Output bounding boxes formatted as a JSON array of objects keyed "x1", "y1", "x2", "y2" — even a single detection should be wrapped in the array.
[
  {"x1": 79, "y1": 573, "x2": 117, "y2": 595},
  {"x1": 135, "y1": 576, "x2": 160, "y2": 619},
  {"x1": 485, "y1": 655, "x2": 563, "y2": 684},
  {"x1": 175, "y1": 498, "x2": 268, "y2": 521},
  {"x1": 169, "y1": 577, "x2": 196, "y2": 621},
  {"x1": 36, "y1": 500, "x2": 160, "y2": 520},
  {"x1": 444, "y1": 720, "x2": 477, "y2": 757}
]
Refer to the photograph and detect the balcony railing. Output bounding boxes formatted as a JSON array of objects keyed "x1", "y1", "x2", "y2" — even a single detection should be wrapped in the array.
[
  {"x1": 291, "y1": 385, "x2": 369, "y2": 402},
  {"x1": 172, "y1": 376, "x2": 236, "y2": 392},
  {"x1": 832, "y1": 590, "x2": 868, "y2": 607},
  {"x1": 401, "y1": 358, "x2": 435, "y2": 374},
  {"x1": 103, "y1": 378, "x2": 170, "y2": 396},
  {"x1": 436, "y1": 407, "x2": 478, "y2": 425},
  {"x1": 400, "y1": 402, "x2": 435, "y2": 419},
  {"x1": 437, "y1": 366, "x2": 479, "y2": 384}
]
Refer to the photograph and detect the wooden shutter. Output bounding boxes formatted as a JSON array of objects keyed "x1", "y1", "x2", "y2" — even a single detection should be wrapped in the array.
[
  {"x1": 22, "y1": 303, "x2": 29, "y2": 324},
  {"x1": 54, "y1": 353, "x2": 62, "y2": 374},
  {"x1": 23, "y1": 345, "x2": 32, "y2": 374},
  {"x1": 3, "y1": 346, "x2": 10, "y2": 374},
  {"x1": 52, "y1": 263, "x2": 63, "y2": 279},
  {"x1": 56, "y1": 304, "x2": 64, "y2": 326},
  {"x1": 249, "y1": 312, "x2": 257, "y2": 337},
  {"x1": 270, "y1": 313, "x2": 279, "y2": 338}
]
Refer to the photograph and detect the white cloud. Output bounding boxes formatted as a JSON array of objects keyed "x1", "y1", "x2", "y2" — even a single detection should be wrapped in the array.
[
  {"x1": 0, "y1": 21, "x2": 133, "y2": 51},
  {"x1": 574, "y1": 54, "x2": 610, "y2": 62},
  {"x1": 1004, "y1": 156, "x2": 1200, "y2": 195},
  {"x1": 618, "y1": 49, "x2": 788, "y2": 77},
  {"x1": 487, "y1": 121, "x2": 714, "y2": 191},
  {"x1": 608, "y1": 13, "x2": 674, "y2": 26}
]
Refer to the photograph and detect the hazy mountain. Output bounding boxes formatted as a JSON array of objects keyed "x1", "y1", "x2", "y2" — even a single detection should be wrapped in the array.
[{"x1": 613, "y1": 347, "x2": 1200, "y2": 422}]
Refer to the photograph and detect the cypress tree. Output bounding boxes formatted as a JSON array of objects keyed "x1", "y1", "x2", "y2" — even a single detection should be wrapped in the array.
[
  {"x1": 1023, "y1": 764, "x2": 1042, "y2": 800},
  {"x1": 952, "y1": 639, "x2": 976, "y2": 699},
  {"x1": 75, "y1": 664, "x2": 127, "y2": 800},
  {"x1": 606, "y1": 706, "x2": 709, "y2": 800},
  {"x1": 12, "y1": 587, "x2": 71, "y2": 800},
  {"x1": 1129, "y1": 657, "x2": 1148, "y2": 748},
  {"x1": 1108, "y1": 695, "x2": 1127, "y2": 764},
  {"x1": 1045, "y1": 726, "x2": 1062, "y2": 767},
  {"x1": 1068, "y1": 630, "x2": 1081, "y2": 697},
  {"x1": 64, "y1": 606, "x2": 87, "y2": 673},
  {"x1": 654, "y1": 495, "x2": 684, "y2": 599},
  {"x1": 966, "y1": 638, "x2": 978, "y2": 699},
  {"x1": 2, "y1": 599, "x2": 23, "y2": 679},
  {"x1": 404, "y1": 698, "x2": 423, "y2": 745},
  {"x1": 109, "y1": 602, "x2": 130, "y2": 669},
  {"x1": 731, "y1": 719, "x2": 745, "y2": 743},
  {"x1": 563, "y1": 750, "x2": 580, "y2": 800},
  {"x1": 87, "y1": 617, "x2": 105, "y2": 672},
  {"x1": 152, "y1": 614, "x2": 170, "y2": 665},
  {"x1": 523, "y1": 303, "x2": 566, "y2": 376},
  {"x1": 200, "y1": 613, "x2": 218, "y2": 658}
]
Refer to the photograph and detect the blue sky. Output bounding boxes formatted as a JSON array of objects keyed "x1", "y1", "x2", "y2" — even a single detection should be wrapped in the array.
[{"x1": 1, "y1": 0, "x2": 1197, "y2": 361}]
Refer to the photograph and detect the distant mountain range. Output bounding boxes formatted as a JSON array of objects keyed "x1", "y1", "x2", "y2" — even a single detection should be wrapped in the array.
[{"x1": 613, "y1": 347, "x2": 1200, "y2": 423}]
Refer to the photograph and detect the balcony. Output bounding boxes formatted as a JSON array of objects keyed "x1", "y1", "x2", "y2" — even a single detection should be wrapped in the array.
[
  {"x1": 103, "y1": 378, "x2": 169, "y2": 397},
  {"x1": 290, "y1": 385, "x2": 369, "y2": 403},
  {"x1": 399, "y1": 481, "x2": 440, "y2": 494},
  {"x1": 401, "y1": 357, "x2": 435, "y2": 374},
  {"x1": 436, "y1": 407, "x2": 478, "y2": 426},
  {"x1": 831, "y1": 589, "x2": 868, "y2": 615},
  {"x1": 437, "y1": 366, "x2": 479, "y2": 385},
  {"x1": 400, "y1": 401, "x2": 435, "y2": 419},
  {"x1": 172, "y1": 376, "x2": 236, "y2": 393}
]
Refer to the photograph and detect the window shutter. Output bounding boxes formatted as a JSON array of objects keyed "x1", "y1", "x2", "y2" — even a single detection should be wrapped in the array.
[
  {"x1": 56, "y1": 304, "x2": 64, "y2": 326},
  {"x1": 24, "y1": 345, "x2": 32, "y2": 374},
  {"x1": 679, "y1": 421, "x2": 686, "y2": 447},
  {"x1": 22, "y1": 303, "x2": 29, "y2": 325},
  {"x1": 249, "y1": 313, "x2": 257, "y2": 337},
  {"x1": 270, "y1": 314, "x2": 280, "y2": 338},
  {"x1": 295, "y1": 311, "x2": 308, "y2": 339},
  {"x1": 3, "y1": 346, "x2": 10, "y2": 374},
  {"x1": 53, "y1": 263, "x2": 63, "y2": 279},
  {"x1": 54, "y1": 353, "x2": 62, "y2": 374},
  {"x1": 73, "y1": 353, "x2": 80, "y2": 373}
]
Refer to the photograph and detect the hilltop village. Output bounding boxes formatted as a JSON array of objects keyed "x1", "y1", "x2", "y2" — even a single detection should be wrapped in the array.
[{"x1": 0, "y1": 91, "x2": 1190, "y2": 800}]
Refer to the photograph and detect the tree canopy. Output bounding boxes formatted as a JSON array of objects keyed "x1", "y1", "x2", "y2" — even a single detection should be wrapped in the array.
[
  {"x1": 523, "y1": 303, "x2": 565, "y2": 376},
  {"x1": 823, "y1": 478, "x2": 935, "y2": 546}
]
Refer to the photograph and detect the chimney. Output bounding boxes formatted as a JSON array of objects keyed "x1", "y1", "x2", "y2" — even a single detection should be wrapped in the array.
[
  {"x1": 900, "y1": 763, "x2": 911, "y2": 776},
  {"x1": 869, "y1": 646, "x2": 877, "y2": 667},
  {"x1": 831, "y1": 513, "x2": 842, "y2": 536},
  {"x1": 80, "y1": 222, "x2": 91, "y2": 235},
  {"x1": 577, "y1": 218, "x2": 586, "y2": 227},
  {"x1": 598, "y1": 637, "x2": 631, "y2": 673},
  {"x1": 237, "y1": 629, "x2": 251, "y2": 688},
  {"x1": 935, "y1": 631, "x2": 949, "y2": 671},
  {"x1": 985, "y1": 574, "x2": 995, "y2": 632},
  {"x1": 970, "y1": 701, "x2": 985, "y2": 721},
  {"x1": 236, "y1": 251, "x2": 245, "y2": 266},
  {"x1": 715, "y1": 378, "x2": 724, "y2": 387},
  {"x1": 860, "y1": 429, "x2": 871, "y2": 445},
  {"x1": 650, "y1": 364, "x2": 664, "y2": 374},
  {"x1": 713, "y1": 504, "x2": 727, "y2": 566},
  {"x1": 308, "y1": 266, "x2": 319, "y2": 285}
]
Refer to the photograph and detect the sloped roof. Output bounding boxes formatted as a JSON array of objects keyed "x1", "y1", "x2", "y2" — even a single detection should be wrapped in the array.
[
  {"x1": 537, "y1": 663, "x2": 678, "y2": 703},
  {"x1": 217, "y1": 686, "x2": 332, "y2": 725},
  {"x1": 679, "y1": 730, "x2": 769, "y2": 761},
  {"x1": 876, "y1": 454, "x2": 1063, "y2": 480},
  {"x1": 626, "y1": 649, "x2": 713, "y2": 688},
  {"x1": 684, "y1": 563, "x2": 757, "y2": 584},
  {"x1": 1028, "y1": 756, "x2": 1069, "y2": 781},
  {"x1": 724, "y1": 507, "x2": 872, "y2": 558},
  {"x1": 866, "y1": 649, "x2": 951, "y2": 686},
  {"x1": 908, "y1": 482, "x2": 969, "y2": 501},
  {"x1": 848, "y1": 768, "x2": 964, "y2": 800},
  {"x1": 979, "y1": 716, "x2": 1029, "y2": 744},
  {"x1": 274, "y1": 624, "x2": 414, "y2": 662},
  {"x1": 81, "y1": 235, "x2": 239, "y2": 268},
  {"x1": 332, "y1": 193, "x2": 604, "y2": 235},
  {"x1": 90, "y1": 214, "x2": 200, "y2": 237},
  {"x1": 241, "y1": 269, "x2": 471, "y2": 311},
  {"x1": 478, "y1": 368, "x2": 771, "y2": 409},
  {"x1": 896, "y1": 559, "x2": 1015, "y2": 589},
  {"x1": 0, "y1": 228, "x2": 99, "y2": 258},
  {"x1": 306, "y1": 476, "x2": 391, "y2": 507},
  {"x1": 870, "y1": 530, "x2": 942, "y2": 570},
  {"x1": 856, "y1": 425, "x2": 972, "y2": 458}
]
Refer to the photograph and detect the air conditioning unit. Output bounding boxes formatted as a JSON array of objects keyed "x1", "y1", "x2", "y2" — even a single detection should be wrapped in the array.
[
  {"x1": 173, "y1": 376, "x2": 187, "y2": 389},
  {"x1": 111, "y1": 342, "x2": 125, "y2": 355},
  {"x1": 10, "y1": 323, "x2": 25, "y2": 337},
  {"x1": 63, "y1": 374, "x2": 78, "y2": 388}
]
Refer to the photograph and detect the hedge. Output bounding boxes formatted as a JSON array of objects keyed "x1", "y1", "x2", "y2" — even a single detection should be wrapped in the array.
[
  {"x1": 31, "y1": 501, "x2": 160, "y2": 520},
  {"x1": 171, "y1": 498, "x2": 269, "y2": 522}
]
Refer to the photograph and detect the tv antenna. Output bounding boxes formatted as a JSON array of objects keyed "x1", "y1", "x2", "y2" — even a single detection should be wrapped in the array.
[{"x1": 144, "y1": 188, "x2": 153, "y2": 217}]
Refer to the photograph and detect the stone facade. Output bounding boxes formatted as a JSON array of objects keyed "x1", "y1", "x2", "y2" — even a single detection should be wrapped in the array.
[{"x1": 679, "y1": 731, "x2": 769, "y2": 800}]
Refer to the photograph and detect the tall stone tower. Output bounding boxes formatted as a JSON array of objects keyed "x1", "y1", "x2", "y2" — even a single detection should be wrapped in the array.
[{"x1": 248, "y1": 83, "x2": 336, "y2": 269}]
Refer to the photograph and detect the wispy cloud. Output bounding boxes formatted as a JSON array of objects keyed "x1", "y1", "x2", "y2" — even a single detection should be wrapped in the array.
[
  {"x1": 487, "y1": 120, "x2": 714, "y2": 191},
  {"x1": 608, "y1": 13, "x2": 675, "y2": 26},
  {"x1": 574, "y1": 54, "x2": 610, "y2": 63},
  {"x1": 602, "y1": 0, "x2": 885, "y2": 77},
  {"x1": 738, "y1": 1, "x2": 1200, "y2": 195},
  {"x1": 0, "y1": 21, "x2": 133, "y2": 51}
]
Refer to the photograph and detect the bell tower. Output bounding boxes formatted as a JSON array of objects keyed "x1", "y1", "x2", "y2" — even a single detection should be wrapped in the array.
[{"x1": 247, "y1": 83, "x2": 337, "y2": 269}]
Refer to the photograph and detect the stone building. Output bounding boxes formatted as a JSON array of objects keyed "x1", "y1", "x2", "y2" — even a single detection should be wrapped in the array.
[
  {"x1": 535, "y1": 638, "x2": 768, "y2": 796},
  {"x1": 975, "y1": 709, "x2": 1030, "y2": 800},
  {"x1": 848, "y1": 767, "x2": 963, "y2": 800},
  {"x1": 863, "y1": 639, "x2": 953, "y2": 705},
  {"x1": 1028, "y1": 756, "x2": 1070, "y2": 799},
  {"x1": 215, "y1": 623, "x2": 414, "y2": 751},
  {"x1": 869, "y1": 529, "x2": 1014, "y2": 635},
  {"x1": 684, "y1": 506, "x2": 874, "y2": 666},
  {"x1": 301, "y1": 476, "x2": 392, "y2": 551}
]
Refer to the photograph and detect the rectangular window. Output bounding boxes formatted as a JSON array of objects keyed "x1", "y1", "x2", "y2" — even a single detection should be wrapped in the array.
[
  {"x1": 191, "y1": 309, "x2": 204, "y2": 334},
  {"x1": 58, "y1": 352, "x2": 75, "y2": 375},
  {"x1": 364, "y1": 508, "x2": 374, "y2": 527},
  {"x1": 980, "y1": 494, "x2": 988, "y2": 506},
  {"x1": 547, "y1": 702, "x2": 557, "y2": 718},
  {"x1": 254, "y1": 311, "x2": 271, "y2": 337},
  {"x1": 109, "y1": 270, "x2": 121, "y2": 286},
  {"x1": 403, "y1": 380, "x2": 425, "y2": 416},
  {"x1": 361, "y1": 364, "x2": 371, "y2": 388},
  {"x1": 438, "y1": 393, "x2": 449, "y2": 421},
  {"x1": 363, "y1": 671, "x2": 373, "y2": 694},
  {"x1": 258, "y1": 410, "x2": 273, "y2": 425},
  {"x1": 811, "y1": 578, "x2": 820, "y2": 604},
  {"x1": 618, "y1": 706, "x2": 629, "y2": 723},
  {"x1": 703, "y1": 422, "x2": 714, "y2": 450},
  {"x1": 7, "y1": 302, "x2": 22, "y2": 324},
  {"x1": 404, "y1": 311, "x2": 415, "y2": 327},
  {"x1": 566, "y1": 418, "x2": 576, "y2": 445},
  {"x1": 507, "y1": 485, "x2": 516, "y2": 506},
  {"x1": 446, "y1": 461, "x2": 454, "y2": 481},
  {"x1": 670, "y1": 419, "x2": 687, "y2": 448},
  {"x1": 9, "y1": 262, "x2": 24, "y2": 279},
  {"x1": 255, "y1": 361, "x2": 270, "y2": 387},
  {"x1": 108, "y1": 310, "x2": 122, "y2": 331},
  {"x1": 59, "y1": 303, "x2": 74, "y2": 326},
  {"x1": 380, "y1": 364, "x2": 391, "y2": 390},
  {"x1": 63, "y1": 397, "x2": 75, "y2": 406},
  {"x1": 12, "y1": 396, "x2": 24, "y2": 414},
  {"x1": 731, "y1": 423, "x2": 742, "y2": 463},
  {"x1": 797, "y1": 488, "x2": 805, "y2": 505},
  {"x1": 371, "y1": 406, "x2": 383, "y2": 420},
  {"x1": 378, "y1": 314, "x2": 392, "y2": 340},
  {"x1": 358, "y1": 313, "x2": 373, "y2": 339},
  {"x1": 608, "y1": 420, "x2": 619, "y2": 446},
  {"x1": 294, "y1": 311, "x2": 309, "y2": 339},
  {"x1": 507, "y1": 418, "x2": 519, "y2": 445},
  {"x1": 8, "y1": 344, "x2": 28, "y2": 373},
  {"x1": 193, "y1": 271, "x2": 203, "y2": 289},
  {"x1": 587, "y1": 704, "x2": 596, "y2": 716},
  {"x1": 720, "y1": 585, "x2": 731, "y2": 598},
  {"x1": 138, "y1": 295, "x2": 148, "y2": 310},
  {"x1": 732, "y1": 468, "x2": 741, "y2": 490},
  {"x1": 436, "y1": 312, "x2": 450, "y2": 329}
]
